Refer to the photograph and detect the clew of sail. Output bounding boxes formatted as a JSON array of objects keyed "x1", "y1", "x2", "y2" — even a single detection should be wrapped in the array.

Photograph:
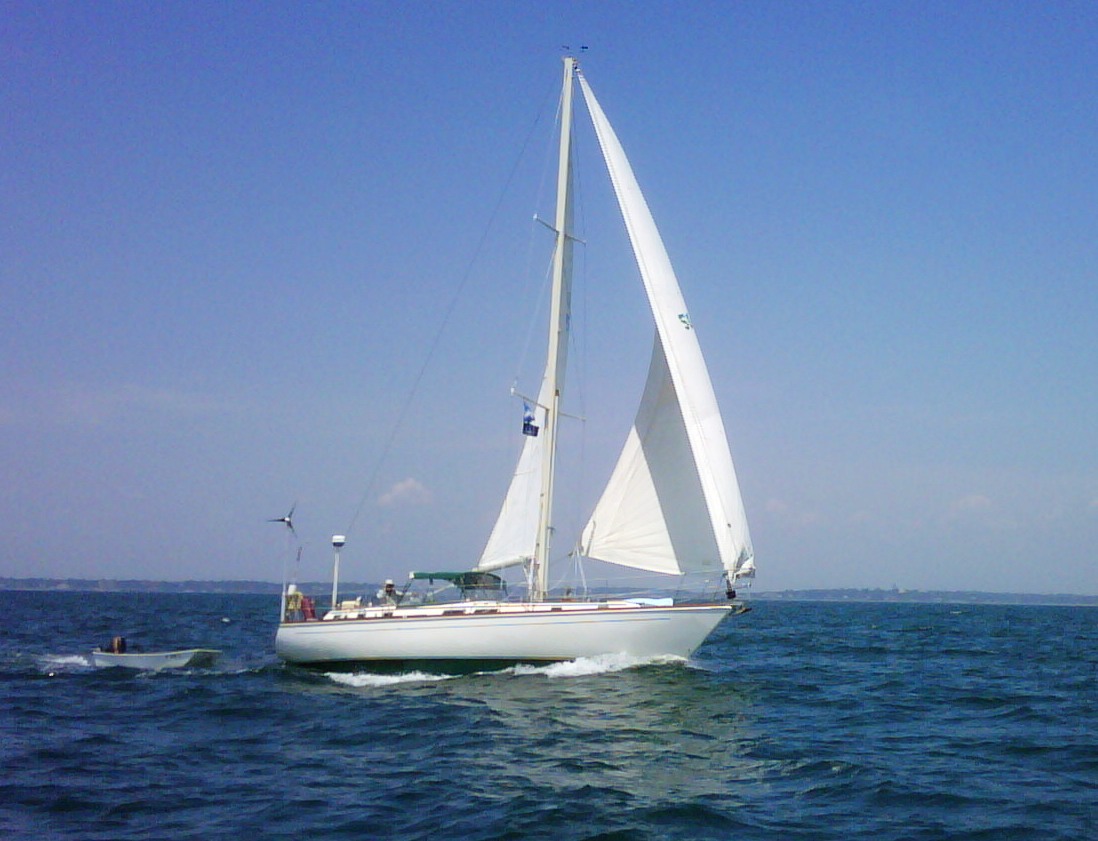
[{"x1": 576, "y1": 72, "x2": 754, "y2": 580}]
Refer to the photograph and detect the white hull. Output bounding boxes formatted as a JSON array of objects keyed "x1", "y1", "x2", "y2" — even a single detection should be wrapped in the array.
[
  {"x1": 91, "y1": 649, "x2": 221, "y2": 670},
  {"x1": 275, "y1": 601, "x2": 731, "y2": 666}
]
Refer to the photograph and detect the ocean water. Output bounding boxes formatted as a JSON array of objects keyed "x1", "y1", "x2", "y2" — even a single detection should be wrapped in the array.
[{"x1": 2, "y1": 591, "x2": 1095, "y2": 840}]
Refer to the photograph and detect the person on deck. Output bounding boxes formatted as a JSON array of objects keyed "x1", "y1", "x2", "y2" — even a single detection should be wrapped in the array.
[{"x1": 377, "y1": 579, "x2": 399, "y2": 605}]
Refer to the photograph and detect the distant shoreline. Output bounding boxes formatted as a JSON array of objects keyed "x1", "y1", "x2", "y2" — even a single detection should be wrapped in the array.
[{"x1": 1, "y1": 578, "x2": 1095, "y2": 605}]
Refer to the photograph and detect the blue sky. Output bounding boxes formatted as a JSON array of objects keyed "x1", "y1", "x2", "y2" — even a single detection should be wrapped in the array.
[{"x1": 3, "y1": 1, "x2": 1095, "y2": 593}]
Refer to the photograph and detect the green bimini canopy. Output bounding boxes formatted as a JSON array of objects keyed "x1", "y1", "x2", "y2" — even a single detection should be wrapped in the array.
[{"x1": 410, "y1": 571, "x2": 505, "y2": 591}]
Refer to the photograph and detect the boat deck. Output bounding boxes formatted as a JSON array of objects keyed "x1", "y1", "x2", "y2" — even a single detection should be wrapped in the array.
[{"x1": 283, "y1": 598, "x2": 682, "y2": 625}]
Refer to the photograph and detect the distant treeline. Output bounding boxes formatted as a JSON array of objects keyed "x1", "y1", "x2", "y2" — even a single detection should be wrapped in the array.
[
  {"x1": 1, "y1": 578, "x2": 1095, "y2": 605},
  {"x1": 754, "y1": 589, "x2": 1098, "y2": 606}
]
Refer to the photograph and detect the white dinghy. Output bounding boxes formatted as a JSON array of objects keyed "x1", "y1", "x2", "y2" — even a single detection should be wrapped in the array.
[{"x1": 92, "y1": 637, "x2": 221, "y2": 670}]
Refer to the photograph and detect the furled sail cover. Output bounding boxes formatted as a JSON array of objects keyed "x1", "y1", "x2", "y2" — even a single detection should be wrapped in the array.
[{"x1": 577, "y1": 72, "x2": 754, "y2": 578}]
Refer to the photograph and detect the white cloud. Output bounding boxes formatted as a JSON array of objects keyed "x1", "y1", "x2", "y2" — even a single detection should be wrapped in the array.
[
  {"x1": 951, "y1": 494, "x2": 993, "y2": 514},
  {"x1": 377, "y1": 477, "x2": 432, "y2": 507},
  {"x1": 762, "y1": 497, "x2": 821, "y2": 527},
  {"x1": 765, "y1": 498, "x2": 788, "y2": 514}
]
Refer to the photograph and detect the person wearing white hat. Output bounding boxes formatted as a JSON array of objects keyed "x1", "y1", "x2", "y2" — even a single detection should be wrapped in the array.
[{"x1": 377, "y1": 579, "x2": 398, "y2": 605}]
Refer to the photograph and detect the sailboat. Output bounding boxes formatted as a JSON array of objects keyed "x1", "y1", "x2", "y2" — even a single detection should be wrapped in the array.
[{"x1": 275, "y1": 57, "x2": 755, "y2": 668}]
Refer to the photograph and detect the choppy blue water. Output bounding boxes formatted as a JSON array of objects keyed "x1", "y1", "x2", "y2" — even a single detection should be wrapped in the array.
[{"x1": 2, "y1": 591, "x2": 1095, "y2": 840}]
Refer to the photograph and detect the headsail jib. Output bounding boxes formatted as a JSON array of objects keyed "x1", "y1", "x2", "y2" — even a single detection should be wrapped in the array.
[
  {"x1": 581, "y1": 337, "x2": 723, "y2": 575},
  {"x1": 576, "y1": 69, "x2": 753, "y2": 579}
]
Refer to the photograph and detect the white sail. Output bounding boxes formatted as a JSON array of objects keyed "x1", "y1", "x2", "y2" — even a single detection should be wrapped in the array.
[
  {"x1": 577, "y1": 72, "x2": 754, "y2": 579},
  {"x1": 476, "y1": 378, "x2": 549, "y2": 571}
]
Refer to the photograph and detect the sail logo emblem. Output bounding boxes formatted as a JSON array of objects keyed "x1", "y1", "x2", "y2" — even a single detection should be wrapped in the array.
[{"x1": 678, "y1": 313, "x2": 692, "y2": 330}]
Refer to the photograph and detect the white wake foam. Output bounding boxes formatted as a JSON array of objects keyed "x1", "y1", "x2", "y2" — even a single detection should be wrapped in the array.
[
  {"x1": 325, "y1": 670, "x2": 456, "y2": 688},
  {"x1": 323, "y1": 653, "x2": 686, "y2": 687},
  {"x1": 506, "y1": 652, "x2": 686, "y2": 678},
  {"x1": 39, "y1": 654, "x2": 94, "y2": 672}
]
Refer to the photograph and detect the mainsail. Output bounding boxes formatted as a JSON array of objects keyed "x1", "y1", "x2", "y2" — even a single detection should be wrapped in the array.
[
  {"x1": 478, "y1": 62, "x2": 575, "y2": 577},
  {"x1": 476, "y1": 375, "x2": 549, "y2": 571}
]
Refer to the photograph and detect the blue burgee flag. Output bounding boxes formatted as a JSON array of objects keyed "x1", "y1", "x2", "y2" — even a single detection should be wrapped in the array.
[{"x1": 522, "y1": 403, "x2": 539, "y2": 437}]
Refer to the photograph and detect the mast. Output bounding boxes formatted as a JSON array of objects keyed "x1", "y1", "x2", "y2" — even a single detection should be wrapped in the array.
[
  {"x1": 331, "y1": 534, "x2": 345, "y2": 609},
  {"x1": 532, "y1": 56, "x2": 577, "y2": 601}
]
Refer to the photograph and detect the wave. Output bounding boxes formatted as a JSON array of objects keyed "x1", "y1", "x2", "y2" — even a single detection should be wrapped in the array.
[
  {"x1": 325, "y1": 670, "x2": 457, "y2": 688},
  {"x1": 39, "y1": 653, "x2": 94, "y2": 672},
  {"x1": 321, "y1": 652, "x2": 686, "y2": 687},
  {"x1": 503, "y1": 652, "x2": 686, "y2": 678}
]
